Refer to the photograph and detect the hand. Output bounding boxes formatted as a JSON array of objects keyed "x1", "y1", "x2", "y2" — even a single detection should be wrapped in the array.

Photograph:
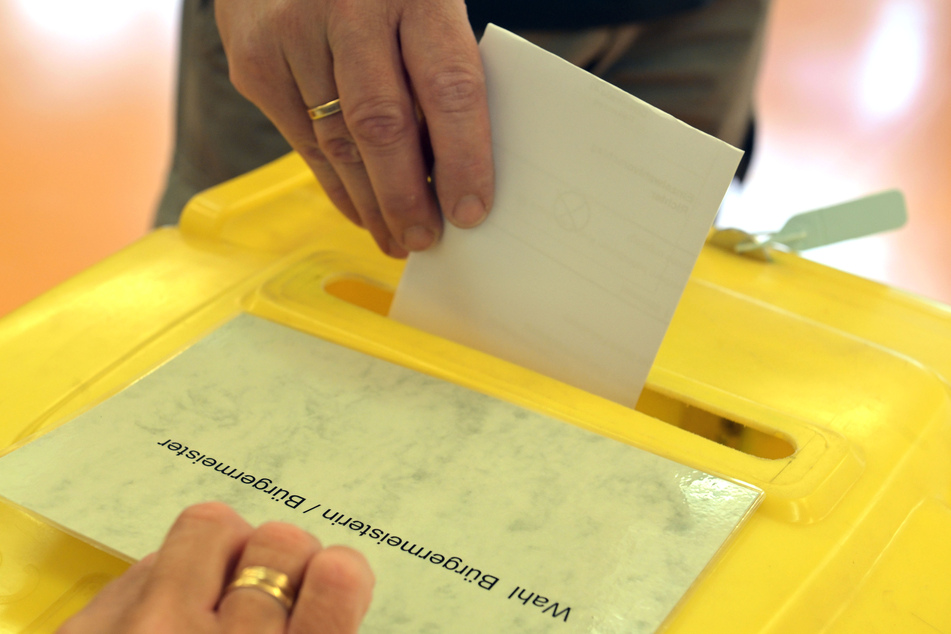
[
  {"x1": 215, "y1": 0, "x2": 495, "y2": 258},
  {"x1": 57, "y1": 502, "x2": 375, "y2": 634}
]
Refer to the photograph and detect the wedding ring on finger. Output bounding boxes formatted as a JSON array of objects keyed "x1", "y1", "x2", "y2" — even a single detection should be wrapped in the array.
[
  {"x1": 225, "y1": 565, "x2": 297, "y2": 612},
  {"x1": 307, "y1": 99, "x2": 342, "y2": 121}
]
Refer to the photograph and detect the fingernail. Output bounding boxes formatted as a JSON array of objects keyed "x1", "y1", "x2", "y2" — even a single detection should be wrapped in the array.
[
  {"x1": 403, "y1": 225, "x2": 436, "y2": 251},
  {"x1": 451, "y1": 195, "x2": 488, "y2": 228}
]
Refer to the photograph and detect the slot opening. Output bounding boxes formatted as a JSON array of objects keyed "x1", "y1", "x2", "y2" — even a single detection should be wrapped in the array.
[
  {"x1": 324, "y1": 275, "x2": 796, "y2": 460},
  {"x1": 324, "y1": 276, "x2": 394, "y2": 316},
  {"x1": 635, "y1": 389, "x2": 795, "y2": 459}
]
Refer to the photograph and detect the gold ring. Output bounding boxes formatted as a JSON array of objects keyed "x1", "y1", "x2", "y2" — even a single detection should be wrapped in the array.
[
  {"x1": 307, "y1": 99, "x2": 342, "y2": 121},
  {"x1": 225, "y1": 565, "x2": 297, "y2": 612}
]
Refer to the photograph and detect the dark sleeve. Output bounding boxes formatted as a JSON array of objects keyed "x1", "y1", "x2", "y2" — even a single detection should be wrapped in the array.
[{"x1": 466, "y1": 0, "x2": 715, "y2": 31}]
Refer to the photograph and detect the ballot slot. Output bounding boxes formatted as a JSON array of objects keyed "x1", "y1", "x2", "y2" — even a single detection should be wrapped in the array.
[
  {"x1": 634, "y1": 390, "x2": 795, "y2": 460},
  {"x1": 322, "y1": 276, "x2": 394, "y2": 316},
  {"x1": 322, "y1": 274, "x2": 796, "y2": 461}
]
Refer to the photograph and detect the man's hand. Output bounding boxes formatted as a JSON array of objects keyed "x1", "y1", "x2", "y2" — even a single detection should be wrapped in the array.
[
  {"x1": 57, "y1": 502, "x2": 374, "y2": 633},
  {"x1": 216, "y1": 0, "x2": 494, "y2": 258}
]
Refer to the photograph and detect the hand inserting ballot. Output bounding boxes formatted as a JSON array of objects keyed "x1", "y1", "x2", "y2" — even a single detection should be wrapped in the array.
[{"x1": 215, "y1": 0, "x2": 495, "y2": 258}]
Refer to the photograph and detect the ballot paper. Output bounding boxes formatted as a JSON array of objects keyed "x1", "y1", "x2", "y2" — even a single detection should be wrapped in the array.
[
  {"x1": 0, "y1": 314, "x2": 761, "y2": 633},
  {"x1": 390, "y1": 25, "x2": 743, "y2": 408}
]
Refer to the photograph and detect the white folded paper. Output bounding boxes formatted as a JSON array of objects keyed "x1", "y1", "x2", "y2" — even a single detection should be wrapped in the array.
[{"x1": 390, "y1": 25, "x2": 743, "y2": 407}]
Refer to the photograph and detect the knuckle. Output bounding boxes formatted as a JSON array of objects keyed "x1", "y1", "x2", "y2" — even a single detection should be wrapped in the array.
[
  {"x1": 325, "y1": 0, "x2": 361, "y2": 28},
  {"x1": 298, "y1": 140, "x2": 332, "y2": 167},
  {"x1": 226, "y1": 42, "x2": 274, "y2": 98},
  {"x1": 320, "y1": 134, "x2": 363, "y2": 164},
  {"x1": 423, "y1": 62, "x2": 485, "y2": 114},
  {"x1": 347, "y1": 98, "x2": 411, "y2": 150},
  {"x1": 176, "y1": 501, "x2": 236, "y2": 527},
  {"x1": 271, "y1": 1, "x2": 305, "y2": 36},
  {"x1": 251, "y1": 521, "x2": 315, "y2": 552},
  {"x1": 308, "y1": 548, "x2": 371, "y2": 594}
]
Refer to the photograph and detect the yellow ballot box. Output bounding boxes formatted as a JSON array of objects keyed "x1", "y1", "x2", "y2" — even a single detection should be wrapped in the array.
[{"x1": 1, "y1": 154, "x2": 950, "y2": 633}]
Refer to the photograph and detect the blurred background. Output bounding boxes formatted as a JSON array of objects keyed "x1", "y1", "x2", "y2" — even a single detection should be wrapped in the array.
[{"x1": 1, "y1": 0, "x2": 949, "y2": 317}]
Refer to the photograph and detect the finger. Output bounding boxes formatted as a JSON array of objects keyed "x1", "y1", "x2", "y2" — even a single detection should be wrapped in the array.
[
  {"x1": 284, "y1": 39, "x2": 408, "y2": 257},
  {"x1": 232, "y1": 50, "x2": 366, "y2": 230},
  {"x1": 401, "y1": 0, "x2": 493, "y2": 229},
  {"x1": 329, "y1": 14, "x2": 443, "y2": 253},
  {"x1": 266, "y1": 93, "x2": 382, "y2": 246},
  {"x1": 309, "y1": 113, "x2": 409, "y2": 257},
  {"x1": 219, "y1": 522, "x2": 321, "y2": 634},
  {"x1": 217, "y1": 6, "x2": 370, "y2": 241},
  {"x1": 56, "y1": 554, "x2": 156, "y2": 634},
  {"x1": 146, "y1": 502, "x2": 253, "y2": 611},
  {"x1": 288, "y1": 546, "x2": 375, "y2": 634}
]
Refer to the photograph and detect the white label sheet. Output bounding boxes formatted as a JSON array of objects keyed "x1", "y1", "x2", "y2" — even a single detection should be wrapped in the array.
[{"x1": 0, "y1": 315, "x2": 760, "y2": 633}]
